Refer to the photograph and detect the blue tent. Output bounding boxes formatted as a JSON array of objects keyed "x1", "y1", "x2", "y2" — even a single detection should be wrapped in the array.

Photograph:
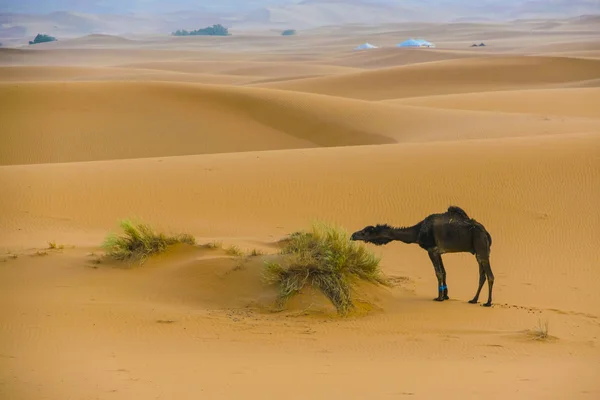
[
  {"x1": 397, "y1": 38, "x2": 435, "y2": 48},
  {"x1": 397, "y1": 38, "x2": 420, "y2": 47}
]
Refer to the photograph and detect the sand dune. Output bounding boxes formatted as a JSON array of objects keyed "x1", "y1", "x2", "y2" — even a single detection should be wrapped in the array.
[
  {"x1": 0, "y1": 66, "x2": 145, "y2": 81},
  {"x1": 2, "y1": 134, "x2": 599, "y2": 400},
  {"x1": 2, "y1": 133, "x2": 598, "y2": 311},
  {"x1": 0, "y1": 80, "x2": 395, "y2": 165},
  {"x1": 49, "y1": 34, "x2": 142, "y2": 48},
  {"x1": 2, "y1": 16, "x2": 600, "y2": 400},
  {"x1": 522, "y1": 39, "x2": 600, "y2": 55},
  {"x1": 0, "y1": 48, "x2": 231, "y2": 67},
  {"x1": 537, "y1": 50, "x2": 600, "y2": 60},
  {"x1": 256, "y1": 55, "x2": 600, "y2": 100},
  {"x1": 388, "y1": 87, "x2": 600, "y2": 119},
  {"x1": 0, "y1": 65, "x2": 259, "y2": 85},
  {"x1": 5, "y1": 80, "x2": 600, "y2": 165},
  {"x1": 325, "y1": 47, "x2": 483, "y2": 69},
  {"x1": 4, "y1": 238, "x2": 598, "y2": 400},
  {"x1": 117, "y1": 60, "x2": 362, "y2": 77}
]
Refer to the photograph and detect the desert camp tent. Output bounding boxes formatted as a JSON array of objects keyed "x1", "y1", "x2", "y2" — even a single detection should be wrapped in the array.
[
  {"x1": 397, "y1": 38, "x2": 435, "y2": 48},
  {"x1": 354, "y1": 42, "x2": 378, "y2": 50}
]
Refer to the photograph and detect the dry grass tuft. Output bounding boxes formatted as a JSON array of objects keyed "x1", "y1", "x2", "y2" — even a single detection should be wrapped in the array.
[
  {"x1": 203, "y1": 241, "x2": 223, "y2": 249},
  {"x1": 102, "y1": 219, "x2": 195, "y2": 265},
  {"x1": 263, "y1": 222, "x2": 389, "y2": 316},
  {"x1": 528, "y1": 317, "x2": 553, "y2": 341},
  {"x1": 48, "y1": 241, "x2": 65, "y2": 250}
]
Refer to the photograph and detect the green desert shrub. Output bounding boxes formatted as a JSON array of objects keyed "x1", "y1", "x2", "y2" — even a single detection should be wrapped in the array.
[
  {"x1": 263, "y1": 222, "x2": 389, "y2": 316},
  {"x1": 102, "y1": 219, "x2": 195, "y2": 264}
]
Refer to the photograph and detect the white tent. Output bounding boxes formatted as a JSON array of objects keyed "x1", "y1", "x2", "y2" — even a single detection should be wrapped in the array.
[{"x1": 354, "y1": 42, "x2": 378, "y2": 50}]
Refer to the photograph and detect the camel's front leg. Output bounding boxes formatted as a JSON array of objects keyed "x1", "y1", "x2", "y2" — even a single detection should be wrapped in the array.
[
  {"x1": 428, "y1": 251, "x2": 446, "y2": 302},
  {"x1": 439, "y1": 258, "x2": 449, "y2": 300}
]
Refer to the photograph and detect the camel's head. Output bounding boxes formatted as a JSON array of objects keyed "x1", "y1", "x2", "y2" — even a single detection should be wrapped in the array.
[{"x1": 350, "y1": 224, "x2": 394, "y2": 246}]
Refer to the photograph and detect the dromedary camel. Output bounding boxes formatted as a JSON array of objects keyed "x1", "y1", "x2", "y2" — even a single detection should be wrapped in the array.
[{"x1": 350, "y1": 206, "x2": 495, "y2": 307}]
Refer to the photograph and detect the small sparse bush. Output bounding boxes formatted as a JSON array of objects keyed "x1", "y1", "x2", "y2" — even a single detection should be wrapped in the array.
[
  {"x1": 281, "y1": 29, "x2": 296, "y2": 36},
  {"x1": 47, "y1": 241, "x2": 64, "y2": 250},
  {"x1": 250, "y1": 248, "x2": 264, "y2": 256},
  {"x1": 102, "y1": 219, "x2": 195, "y2": 264},
  {"x1": 263, "y1": 222, "x2": 389, "y2": 316},
  {"x1": 225, "y1": 245, "x2": 244, "y2": 257},
  {"x1": 204, "y1": 241, "x2": 223, "y2": 249}
]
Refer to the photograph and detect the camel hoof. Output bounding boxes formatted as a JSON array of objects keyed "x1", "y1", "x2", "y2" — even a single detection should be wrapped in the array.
[
  {"x1": 482, "y1": 303, "x2": 492, "y2": 307},
  {"x1": 468, "y1": 299, "x2": 478, "y2": 304}
]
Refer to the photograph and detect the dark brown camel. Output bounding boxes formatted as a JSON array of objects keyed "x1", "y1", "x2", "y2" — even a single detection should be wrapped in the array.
[{"x1": 350, "y1": 206, "x2": 495, "y2": 307}]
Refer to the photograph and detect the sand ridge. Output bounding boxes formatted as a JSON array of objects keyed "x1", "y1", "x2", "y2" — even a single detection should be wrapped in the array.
[
  {"x1": 115, "y1": 60, "x2": 363, "y2": 77},
  {"x1": 386, "y1": 87, "x2": 600, "y2": 118},
  {"x1": 0, "y1": 65, "x2": 261, "y2": 84},
  {"x1": 255, "y1": 55, "x2": 600, "y2": 99},
  {"x1": 2, "y1": 16, "x2": 600, "y2": 400},
  {"x1": 322, "y1": 47, "x2": 485, "y2": 69}
]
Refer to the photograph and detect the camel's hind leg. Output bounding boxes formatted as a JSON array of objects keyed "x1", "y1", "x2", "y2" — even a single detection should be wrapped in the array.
[
  {"x1": 481, "y1": 258, "x2": 494, "y2": 307},
  {"x1": 470, "y1": 254, "x2": 494, "y2": 306},
  {"x1": 471, "y1": 228, "x2": 494, "y2": 307},
  {"x1": 469, "y1": 260, "x2": 486, "y2": 304}
]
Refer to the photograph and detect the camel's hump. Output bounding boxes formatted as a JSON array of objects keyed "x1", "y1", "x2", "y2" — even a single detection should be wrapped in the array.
[{"x1": 447, "y1": 206, "x2": 470, "y2": 219}]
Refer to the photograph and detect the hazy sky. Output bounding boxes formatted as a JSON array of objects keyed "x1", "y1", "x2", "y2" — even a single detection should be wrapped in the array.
[
  {"x1": 2, "y1": 0, "x2": 598, "y2": 16},
  {"x1": 0, "y1": 0, "x2": 301, "y2": 14}
]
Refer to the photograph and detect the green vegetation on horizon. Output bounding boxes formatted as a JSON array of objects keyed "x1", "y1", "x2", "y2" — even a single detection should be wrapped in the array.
[
  {"x1": 29, "y1": 34, "x2": 57, "y2": 45},
  {"x1": 172, "y1": 24, "x2": 230, "y2": 36},
  {"x1": 281, "y1": 29, "x2": 296, "y2": 36}
]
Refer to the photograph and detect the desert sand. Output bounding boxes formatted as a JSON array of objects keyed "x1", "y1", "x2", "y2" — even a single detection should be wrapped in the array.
[{"x1": 1, "y1": 17, "x2": 600, "y2": 400}]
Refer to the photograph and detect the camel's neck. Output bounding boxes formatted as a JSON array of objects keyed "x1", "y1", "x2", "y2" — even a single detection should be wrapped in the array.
[{"x1": 391, "y1": 223, "x2": 421, "y2": 244}]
